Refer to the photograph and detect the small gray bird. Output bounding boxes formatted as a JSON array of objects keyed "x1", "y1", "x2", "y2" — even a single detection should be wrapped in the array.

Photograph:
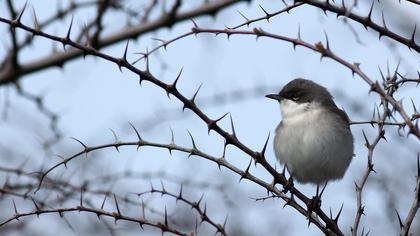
[{"x1": 266, "y1": 78, "x2": 353, "y2": 185}]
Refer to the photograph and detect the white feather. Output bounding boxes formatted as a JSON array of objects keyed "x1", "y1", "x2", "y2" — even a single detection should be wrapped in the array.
[{"x1": 274, "y1": 100, "x2": 353, "y2": 184}]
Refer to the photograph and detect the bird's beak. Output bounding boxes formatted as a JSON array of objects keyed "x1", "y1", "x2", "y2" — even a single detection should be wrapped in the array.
[{"x1": 265, "y1": 94, "x2": 280, "y2": 101}]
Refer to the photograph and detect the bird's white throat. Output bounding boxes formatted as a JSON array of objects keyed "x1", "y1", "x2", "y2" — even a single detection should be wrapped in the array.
[{"x1": 280, "y1": 99, "x2": 316, "y2": 124}]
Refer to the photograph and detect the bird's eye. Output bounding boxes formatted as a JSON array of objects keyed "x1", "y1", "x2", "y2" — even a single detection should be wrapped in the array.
[{"x1": 291, "y1": 96, "x2": 299, "y2": 101}]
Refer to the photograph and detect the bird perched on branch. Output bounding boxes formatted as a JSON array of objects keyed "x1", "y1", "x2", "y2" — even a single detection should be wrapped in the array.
[{"x1": 266, "y1": 78, "x2": 353, "y2": 188}]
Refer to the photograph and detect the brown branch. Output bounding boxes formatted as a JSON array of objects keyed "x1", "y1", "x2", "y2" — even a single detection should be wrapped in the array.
[
  {"x1": 188, "y1": 27, "x2": 420, "y2": 139},
  {"x1": 297, "y1": 0, "x2": 420, "y2": 53},
  {"x1": 0, "y1": 17, "x2": 355, "y2": 235},
  {"x1": 33, "y1": 134, "x2": 322, "y2": 232},
  {"x1": 399, "y1": 155, "x2": 420, "y2": 235},
  {"x1": 0, "y1": 0, "x2": 245, "y2": 85},
  {"x1": 351, "y1": 105, "x2": 387, "y2": 236},
  {"x1": 229, "y1": 2, "x2": 304, "y2": 29},
  {"x1": 136, "y1": 185, "x2": 227, "y2": 235},
  {"x1": 0, "y1": 204, "x2": 189, "y2": 235}
]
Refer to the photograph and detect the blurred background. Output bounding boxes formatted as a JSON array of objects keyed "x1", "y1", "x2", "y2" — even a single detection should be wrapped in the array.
[{"x1": 0, "y1": 0, "x2": 419, "y2": 235}]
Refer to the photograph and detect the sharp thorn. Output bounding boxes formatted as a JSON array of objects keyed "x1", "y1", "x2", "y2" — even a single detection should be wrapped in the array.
[
  {"x1": 128, "y1": 122, "x2": 143, "y2": 141},
  {"x1": 71, "y1": 137, "x2": 88, "y2": 149},
  {"x1": 187, "y1": 130, "x2": 197, "y2": 150},
  {"x1": 114, "y1": 194, "x2": 121, "y2": 215},
  {"x1": 164, "y1": 206, "x2": 168, "y2": 226},
  {"x1": 101, "y1": 195, "x2": 107, "y2": 209},
  {"x1": 12, "y1": 199, "x2": 19, "y2": 215},
  {"x1": 362, "y1": 130, "x2": 370, "y2": 148},
  {"x1": 259, "y1": 4, "x2": 270, "y2": 17},
  {"x1": 16, "y1": 1, "x2": 28, "y2": 23},
  {"x1": 229, "y1": 113, "x2": 237, "y2": 138},
  {"x1": 109, "y1": 128, "x2": 120, "y2": 152},
  {"x1": 123, "y1": 40, "x2": 129, "y2": 61},
  {"x1": 395, "y1": 209, "x2": 404, "y2": 228}
]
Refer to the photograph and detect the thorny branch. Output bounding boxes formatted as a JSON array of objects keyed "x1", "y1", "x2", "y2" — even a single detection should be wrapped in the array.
[
  {"x1": 0, "y1": 0, "x2": 245, "y2": 85},
  {"x1": 0, "y1": 1, "x2": 419, "y2": 235},
  {"x1": 0, "y1": 204, "x2": 191, "y2": 236},
  {"x1": 297, "y1": 0, "x2": 420, "y2": 53},
  {"x1": 180, "y1": 26, "x2": 420, "y2": 139},
  {"x1": 0, "y1": 16, "x2": 348, "y2": 234}
]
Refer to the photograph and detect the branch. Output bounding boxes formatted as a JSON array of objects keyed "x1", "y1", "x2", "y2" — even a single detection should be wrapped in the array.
[
  {"x1": 0, "y1": 17, "x2": 352, "y2": 235},
  {"x1": 0, "y1": 204, "x2": 190, "y2": 235},
  {"x1": 297, "y1": 0, "x2": 420, "y2": 53},
  {"x1": 0, "y1": 0, "x2": 245, "y2": 85}
]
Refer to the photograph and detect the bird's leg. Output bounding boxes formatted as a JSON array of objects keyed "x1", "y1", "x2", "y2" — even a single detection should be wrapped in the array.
[
  {"x1": 282, "y1": 175, "x2": 294, "y2": 194},
  {"x1": 307, "y1": 182, "x2": 328, "y2": 217},
  {"x1": 282, "y1": 165, "x2": 294, "y2": 194}
]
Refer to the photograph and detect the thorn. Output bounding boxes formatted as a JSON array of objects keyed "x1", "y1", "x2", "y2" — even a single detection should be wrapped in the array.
[
  {"x1": 366, "y1": 1, "x2": 374, "y2": 26},
  {"x1": 229, "y1": 113, "x2": 237, "y2": 138},
  {"x1": 66, "y1": 16, "x2": 74, "y2": 40},
  {"x1": 170, "y1": 127, "x2": 175, "y2": 144},
  {"x1": 411, "y1": 98, "x2": 418, "y2": 114},
  {"x1": 190, "y1": 18, "x2": 198, "y2": 28},
  {"x1": 172, "y1": 66, "x2": 183, "y2": 89},
  {"x1": 237, "y1": 11, "x2": 249, "y2": 22},
  {"x1": 152, "y1": 38, "x2": 168, "y2": 50},
  {"x1": 259, "y1": 4, "x2": 270, "y2": 19},
  {"x1": 393, "y1": 62, "x2": 401, "y2": 80},
  {"x1": 381, "y1": 12, "x2": 388, "y2": 30},
  {"x1": 31, "y1": 197, "x2": 41, "y2": 211},
  {"x1": 109, "y1": 129, "x2": 120, "y2": 152},
  {"x1": 240, "y1": 159, "x2": 252, "y2": 182},
  {"x1": 113, "y1": 194, "x2": 121, "y2": 217},
  {"x1": 191, "y1": 84, "x2": 202, "y2": 104},
  {"x1": 334, "y1": 203, "x2": 344, "y2": 223},
  {"x1": 71, "y1": 137, "x2": 87, "y2": 149},
  {"x1": 197, "y1": 193, "x2": 204, "y2": 207},
  {"x1": 378, "y1": 66, "x2": 385, "y2": 81},
  {"x1": 128, "y1": 122, "x2": 143, "y2": 151},
  {"x1": 12, "y1": 199, "x2": 19, "y2": 215},
  {"x1": 323, "y1": 31, "x2": 331, "y2": 51},
  {"x1": 223, "y1": 214, "x2": 228, "y2": 228},
  {"x1": 177, "y1": 184, "x2": 183, "y2": 202},
  {"x1": 160, "y1": 180, "x2": 166, "y2": 195},
  {"x1": 141, "y1": 200, "x2": 146, "y2": 221},
  {"x1": 380, "y1": 129, "x2": 387, "y2": 141},
  {"x1": 32, "y1": 7, "x2": 39, "y2": 31},
  {"x1": 101, "y1": 195, "x2": 107, "y2": 209},
  {"x1": 16, "y1": 1, "x2": 28, "y2": 23},
  {"x1": 207, "y1": 112, "x2": 228, "y2": 134},
  {"x1": 395, "y1": 209, "x2": 404, "y2": 229},
  {"x1": 145, "y1": 48, "x2": 150, "y2": 72},
  {"x1": 259, "y1": 132, "x2": 270, "y2": 161},
  {"x1": 187, "y1": 130, "x2": 197, "y2": 151},
  {"x1": 164, "y1": 206, "x2": 168, "y2": 226},
  {"x1": 362, "y1": 130, "x2": 370, "y2": 148},
  {"x1": 123, "y1": 40, "x2": 129, "y2": 61},
  {"x1": 80, "y1": 189, "x2": 83, "y2": 207},
  {"x1": 411, "y1": 24, "x2": 417, "y2": 43},
  {"x1": 221, "y1": 141, "x2": 227, "y2": 160}
]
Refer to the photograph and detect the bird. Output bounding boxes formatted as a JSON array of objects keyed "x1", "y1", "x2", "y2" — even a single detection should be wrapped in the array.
[{"x1": 266, "y1": 78, "x2": 354, "y2": 187}]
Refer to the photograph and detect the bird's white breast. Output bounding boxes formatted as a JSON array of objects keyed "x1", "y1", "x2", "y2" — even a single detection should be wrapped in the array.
[{"x1": 274, "y1": 100, "x2": 353, "y2": 184}]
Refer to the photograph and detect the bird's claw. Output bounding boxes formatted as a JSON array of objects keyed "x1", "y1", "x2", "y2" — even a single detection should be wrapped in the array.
[{"x1": 282, "y1": 176, "x2": 294, "y2": 194}]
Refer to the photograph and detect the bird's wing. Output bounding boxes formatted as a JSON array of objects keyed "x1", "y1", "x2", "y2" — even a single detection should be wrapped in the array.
[{"x1": 330, "y1": 106, "x2": 351, "y2": 128}]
